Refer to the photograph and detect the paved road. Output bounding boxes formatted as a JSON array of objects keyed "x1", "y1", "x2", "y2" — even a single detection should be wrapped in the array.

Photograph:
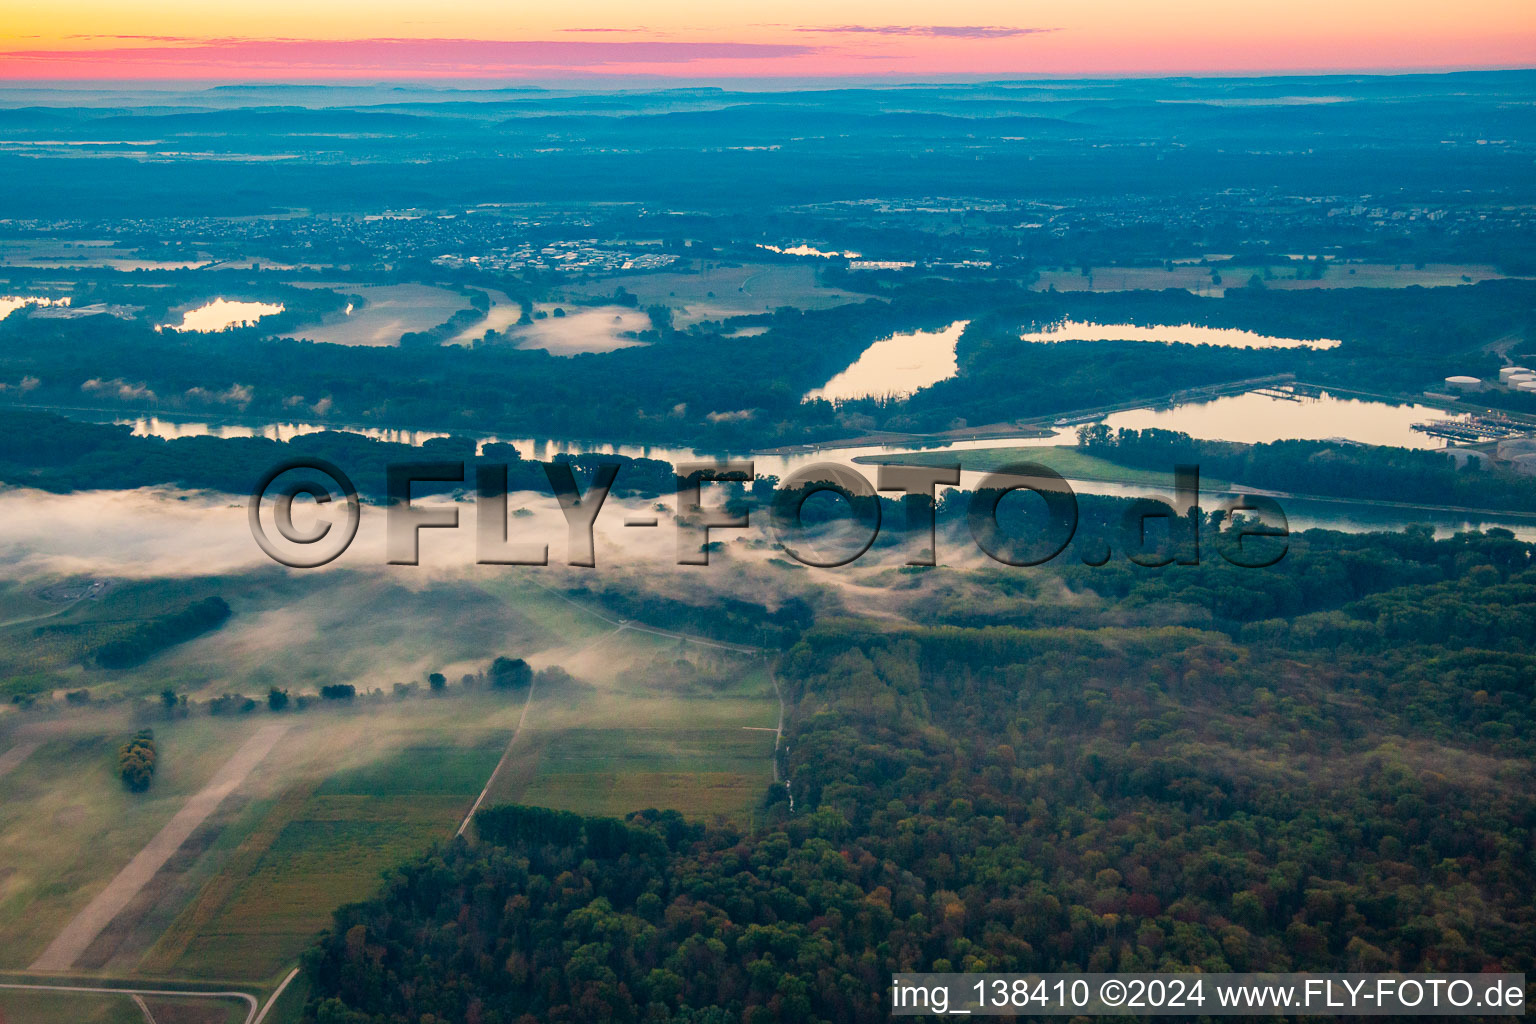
[{"x1": 29, "y1": 723, "x2": 290, "y2": 972}]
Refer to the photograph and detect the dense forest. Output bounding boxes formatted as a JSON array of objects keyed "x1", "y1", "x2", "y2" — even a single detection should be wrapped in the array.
[{"x1": 301, "y1": 526, "x2": 1535, "y2": 1023}]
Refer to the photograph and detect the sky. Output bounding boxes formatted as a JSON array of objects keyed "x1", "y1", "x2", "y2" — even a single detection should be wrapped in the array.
[{"x1": 1, "y1": 0, "x2": 1533, "y2": 80}]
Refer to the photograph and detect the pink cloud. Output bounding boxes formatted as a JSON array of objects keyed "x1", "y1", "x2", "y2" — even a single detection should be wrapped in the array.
[
  {"x1": 800, "y1": 26, "x2": 1057, "y2": 39},
  {"x1": 0, "y1": 37, "x2": 820, "y2": 79}
]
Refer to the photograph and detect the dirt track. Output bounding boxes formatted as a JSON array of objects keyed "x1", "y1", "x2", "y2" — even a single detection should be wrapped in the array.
[{"x1": 0, "y1": 740, "x2": 40, "y2": 780}]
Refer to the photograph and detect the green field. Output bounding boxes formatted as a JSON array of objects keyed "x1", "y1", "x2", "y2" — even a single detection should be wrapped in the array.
[{"x1": 0, "y1": 989, "x2": 144, "y2": 1024}]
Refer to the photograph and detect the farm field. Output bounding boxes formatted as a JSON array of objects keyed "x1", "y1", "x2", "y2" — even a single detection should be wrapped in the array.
[
  {"x1": 154, "y1": 736, "x2": 506, "y2": 981},
  {"x1": 0, "y1": 714, "x2": 290, "y2": 970},
  {"x1": 489, "y1": 619, "x2": 778, "y2": 824},
  {"x1": 0, "y1": 988, "x2": 144, "y2": 1024},
  {"x1": 0, "y1": 987, "x2": 249, "y2": 1024},
  {"x1": 0, "y1": 566, "x2": 778, "y2": 987}
]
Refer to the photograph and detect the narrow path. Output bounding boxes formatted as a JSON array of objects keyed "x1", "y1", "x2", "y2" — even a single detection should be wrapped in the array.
[
  {"x1": 0, "y1": 740, "x2": 40, "y2": 781},
  {"x1": 30, "y1": 724, "x2": 290, "y2": 972},
  {"x1": 0, "y1": 600, "x2": 87, "y2": 630},
  {"x1": 252, "y1": 966, "x2": 300, "y2": 1024},
  {"x1": 131, "y1": 992, "x2": 157, "y2": 1024},
  {"x1": 768, "y1": 663, "x2": 792, "y2": 811},
  {"x1": 456, "y1": 622, "x2": 626, "y2": 837},
  {"x1": 0, "y1": 983, "x2": 256, "y2": 1024},
  {"x1": 456, "y1": 674, "x2": 541, "y2": 838}
]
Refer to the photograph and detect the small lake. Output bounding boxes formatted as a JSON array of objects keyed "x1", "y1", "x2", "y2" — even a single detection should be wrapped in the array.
[
  {"x1": 1101, "y1": 389, "x2": 1468, "y2": 449},
  {"x1": 805, "y1": 320, "x2": 970, "y2": 403},
  {"x1": 162, "y1": 299, "x2": 284, "y2": 332},
  {"x1": 1021, "y1": 319, "x2": 1340, "y2": 349}
]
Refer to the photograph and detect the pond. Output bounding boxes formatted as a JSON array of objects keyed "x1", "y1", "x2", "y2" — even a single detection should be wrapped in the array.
[
  {"x1": 804, "y1": 321, "x2": 970, "y2": 403},
  {"x1": 162, "y1": 299, "x2": 284, "y2": 332}
]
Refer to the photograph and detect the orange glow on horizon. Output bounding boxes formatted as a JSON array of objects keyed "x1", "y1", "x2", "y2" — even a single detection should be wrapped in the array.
[{"x1": 1, "y1": 0, "x2": 1532, "y2": 79}]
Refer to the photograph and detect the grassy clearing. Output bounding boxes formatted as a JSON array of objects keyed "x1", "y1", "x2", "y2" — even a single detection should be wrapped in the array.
[
  {"x1": 0, "y1": 989, "x2": 143, "y2": 1024},
  {"x1": 471, "y1": 573, "x2": 609, "y2": 642},
  {"x1": 520, "y1": 772, "x2": 772, "y2": 819},
  {"x1": 566, "y1": 262, "x2": 871, "y2": 324}
]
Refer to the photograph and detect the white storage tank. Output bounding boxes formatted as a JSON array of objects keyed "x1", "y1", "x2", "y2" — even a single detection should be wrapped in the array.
[
  {"x1": 1444, "y1": 375, "x2": 1482, "y2": 392},
  {"x1": 1519, "y1": 381, "x2": 1536, "y2": 393},
  {"x1": 1499, "y1": 366, "x2": 1531, "y2": 381}
]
